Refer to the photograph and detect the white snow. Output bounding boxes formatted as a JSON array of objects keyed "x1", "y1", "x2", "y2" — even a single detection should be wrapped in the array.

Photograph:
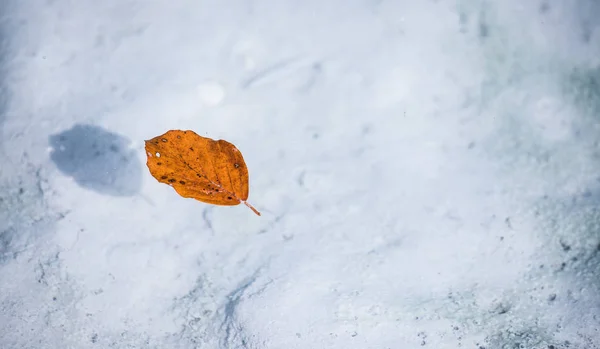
[{"x1": 1, "y1": 0, "x2": 600, "y2": 348}]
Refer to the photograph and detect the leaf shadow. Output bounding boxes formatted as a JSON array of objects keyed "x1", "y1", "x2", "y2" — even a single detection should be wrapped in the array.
[{"x1": 49, "y1": 124, "x2": 142, "y2": 196}]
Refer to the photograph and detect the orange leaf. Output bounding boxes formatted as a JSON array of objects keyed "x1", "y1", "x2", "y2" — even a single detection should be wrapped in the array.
[{"x1": 144, "y1": 130, "x2": 260, "y2": 216}]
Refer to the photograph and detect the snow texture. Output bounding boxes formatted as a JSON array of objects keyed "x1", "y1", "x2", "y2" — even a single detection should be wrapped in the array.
[{"x1": 1, "y1": 1, "x2": 600, "y2": 348}]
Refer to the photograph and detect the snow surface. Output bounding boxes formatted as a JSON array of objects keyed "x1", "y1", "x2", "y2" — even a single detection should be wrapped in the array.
[{"x1": 1, "y1": 1, "x2": 600, "y2": 348}]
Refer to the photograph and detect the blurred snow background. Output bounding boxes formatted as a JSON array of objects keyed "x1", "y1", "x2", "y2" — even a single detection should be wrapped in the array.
[{"x1": 1, "y1": 0, "x2": 600, "y2": 348}]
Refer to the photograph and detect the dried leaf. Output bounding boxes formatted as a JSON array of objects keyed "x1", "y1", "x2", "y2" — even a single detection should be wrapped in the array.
[{"x1": 144, "y1": 130, "x2": 260, "y2": 216}]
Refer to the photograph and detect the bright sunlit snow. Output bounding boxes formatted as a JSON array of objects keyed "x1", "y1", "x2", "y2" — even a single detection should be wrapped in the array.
[{"x1": 1, "y1": 1, "x2": 600, "y2": 348}]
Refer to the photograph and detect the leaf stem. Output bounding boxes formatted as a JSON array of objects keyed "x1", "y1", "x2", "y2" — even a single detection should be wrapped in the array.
[{"x1": 244, "y1": 201, "x2": 261, "y2": 216}]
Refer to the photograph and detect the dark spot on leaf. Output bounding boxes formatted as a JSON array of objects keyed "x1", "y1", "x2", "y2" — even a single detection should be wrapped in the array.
[
  {"x1": 228, "y1": 196, "x2": 232, "y2": 200},
  {"x1": 168, "y1": 178, "x2": 176, "y2": 183},
  {"x1": 157, "y1": 162, "x2": 162, "y2": 166},
  {"x1": 161, "y1": 138, "x2": 168, "y2": 142},
  {"x1": 189, "y1": 147, "x2": 194, "y2": 151},
  {"x1": 161, "y1": 175, "x2": 168, "y2": 180},
  {"x1": 179, "y1": 181, "x2": 186, "y2": 185}
]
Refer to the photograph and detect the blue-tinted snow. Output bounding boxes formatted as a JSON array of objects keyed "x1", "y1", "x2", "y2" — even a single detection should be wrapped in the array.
[{"x1": 1, "y1": 1, "x2": 599, "y2": 348}]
